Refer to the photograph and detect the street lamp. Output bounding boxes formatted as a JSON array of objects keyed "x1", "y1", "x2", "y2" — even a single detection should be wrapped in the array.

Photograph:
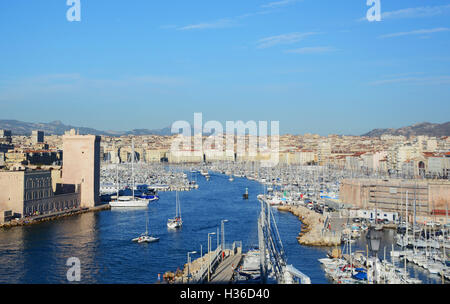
[
  {"x1": 208, "y1": 232, "x2": 216, "y2": 282},
  {"x1": 221, "y1": 220, "x2": 229, "y2": 256},
  {"x1": 187, "y1": 251, "x2": 197, "y2": 283},
  {"x1": 366, "y1": 226, "x2": 383, "y2": 284}
]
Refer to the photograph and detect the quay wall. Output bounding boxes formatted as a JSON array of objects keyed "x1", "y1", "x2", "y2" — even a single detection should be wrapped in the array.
[{"x1": 0, "y1": 203, "x2": 110, "y2": 229}]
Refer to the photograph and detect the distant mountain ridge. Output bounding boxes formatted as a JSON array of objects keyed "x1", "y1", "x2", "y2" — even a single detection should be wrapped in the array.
[
  {"x1": 0, "y1": 119, "x2": 173, "y2": 136},
  {"x1": 362, "y1": 122, "x2": 450, "y2": 138},
  {"x1": 2, "y1": 119, "x2": 449, "y2": 138}
]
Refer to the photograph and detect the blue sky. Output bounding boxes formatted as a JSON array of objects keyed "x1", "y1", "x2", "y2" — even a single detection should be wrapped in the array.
[{"x1": 0, "y1": 0, "x2": 449, "y2": 135}]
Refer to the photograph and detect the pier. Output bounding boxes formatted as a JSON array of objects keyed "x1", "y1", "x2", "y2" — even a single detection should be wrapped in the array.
[
  {"x1": 210, "y1": 249, "x2": 242, "y2": 284},
  {"x1": 163, "y1": 242, "x2": 243, "y2": 284}
]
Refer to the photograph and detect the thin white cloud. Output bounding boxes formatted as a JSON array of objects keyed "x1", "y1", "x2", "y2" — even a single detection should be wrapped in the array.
[
  {"x1": 261, "y1": 0, "x2": 300, "y2": 9},
  {"x1": 256, "y1": 32, "x2": 318, "y2": 49},
  {"x1": 284, "y1": 46, "x2": 337, "y2": 54},
  {"x1": 358, "y1": 4, "x2": 450, "y2": 21},
  {"x1": 177, "y1": 19, "x2": 235, "y2": 31},
  {"x1": 236, "y1": 10, "x2": 274, "y2": 19},
  {"x1": 369, "y1": 76, "x2": 450, "y2": 86},
  {"x1": 379, "y1": 27, "x2": 450, "y2": 38},
  {"x1": 168, "y1": 1, "x2": 292, "y2": 31},
  {"x1": 383, "y1": 4, "x2": 450, "y2": 19}
]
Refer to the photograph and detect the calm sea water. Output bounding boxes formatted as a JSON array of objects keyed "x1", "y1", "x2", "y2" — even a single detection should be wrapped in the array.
[{"x1": 0, "y1": 172, "x2": 441, "y2": 284}]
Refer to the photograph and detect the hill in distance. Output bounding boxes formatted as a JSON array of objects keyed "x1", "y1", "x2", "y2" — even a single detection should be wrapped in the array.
[
  {"x1": 0, "y1": 120, "x2": 173, "y2": 136},
  {"x1": 2, "y1": 119, "x2": 449, "y2": 138},
  {"x1": 362, "y1": 122, "x2": 450, "y2": 138}
]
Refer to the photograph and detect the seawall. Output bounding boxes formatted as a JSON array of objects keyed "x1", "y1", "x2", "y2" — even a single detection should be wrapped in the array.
[{"x1": 0, "y1": 203, "x2": 111, "y2": 229}]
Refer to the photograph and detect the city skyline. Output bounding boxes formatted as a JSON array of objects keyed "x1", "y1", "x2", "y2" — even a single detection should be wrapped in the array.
[{"x1": 0, "y1": 0, "x2": 449, "y2": 135}]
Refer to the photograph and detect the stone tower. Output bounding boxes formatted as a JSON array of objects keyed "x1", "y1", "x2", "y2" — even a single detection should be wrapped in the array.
[{"x1": 62, "y1": 130, "x2": 101, "y2": 208}]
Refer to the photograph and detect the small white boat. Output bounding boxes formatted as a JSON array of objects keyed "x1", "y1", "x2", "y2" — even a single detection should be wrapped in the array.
[
  {"x1": 167, "y1": 191, "x2": 183, "y2": 229},
  {"x1": 133, "y1": 214, "x2": 159, "y2": 243},
  {"x1": 133, "y1": 234, "x2": 160, "y2": 244},
  {"x1": 110, "y1": 197, "x2": 149, "y2": 208},
  {"x1": 167, "y1": 217, "x2": 183, "y2": 229}
]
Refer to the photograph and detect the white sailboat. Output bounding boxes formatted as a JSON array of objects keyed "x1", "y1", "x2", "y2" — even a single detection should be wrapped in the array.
[
  {"x1": 110, "y1": 139, "x2": 150, "y2": 208},
  {"x1": 167, "y1": 191, "x2": 183, "y2": 229},
  {"x1": 133, "y1": 213, "x2": 159, "y2": 243}
]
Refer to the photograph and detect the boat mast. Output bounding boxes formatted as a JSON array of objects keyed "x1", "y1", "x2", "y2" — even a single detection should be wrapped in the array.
[
  {"x1": 406, "y1": 191, "x2": 409, "y2": 243},
  {"x1": 132, "y1": 138, "x2": 135, "y2": 198},
  {"x1": 176, "y1": 191, "x2": 179, "y2": 218},
  {"x1": 179, "y1": 192, "x2": 182, "y2": 219},
  {"x1": 116, "y1": 163, "x2": 119, "y2": 199}
]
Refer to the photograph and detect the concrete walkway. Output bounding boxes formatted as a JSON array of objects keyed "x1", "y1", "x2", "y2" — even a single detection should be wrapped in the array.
[{"x1": 210, "y1": 253, "x2": 242, "y2": 284}]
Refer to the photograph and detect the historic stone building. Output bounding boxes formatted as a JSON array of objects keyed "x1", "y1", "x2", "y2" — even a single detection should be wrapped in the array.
[
  {"x1": 62, "y1": 130, "x2": 101, "y2": 208},
  {"x1": 0, "y1": 169, "x2": 81, "y2": 223},
  {"x1": 340, "y1": 178, "x2": 450, "y2": 224}
]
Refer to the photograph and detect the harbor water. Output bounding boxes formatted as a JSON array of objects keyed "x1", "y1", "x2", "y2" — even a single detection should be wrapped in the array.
[{"x1": 0, "y1": 171, "x2": 441, "y2": 284}]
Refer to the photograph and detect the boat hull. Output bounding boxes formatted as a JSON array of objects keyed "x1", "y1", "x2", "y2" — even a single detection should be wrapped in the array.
[{"x1": 110, "y1": 200, "x2": 149, "y2": 208}]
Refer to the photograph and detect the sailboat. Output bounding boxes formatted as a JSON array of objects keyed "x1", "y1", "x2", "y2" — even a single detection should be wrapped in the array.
[
  {"x1": 133, "y1": 212, "x2": 160, "y2": 243},
  {"x1": 167, "y1": 191, "x2": 183, "y2": 229},
  {"x1": 110, "y1": 139, "x2": 150, "y2": 208}
]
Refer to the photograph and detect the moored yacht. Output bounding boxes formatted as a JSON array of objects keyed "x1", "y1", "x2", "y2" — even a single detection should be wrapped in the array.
[{"x1": 110, "y1": 139, "x2": 150, "y2": 208}]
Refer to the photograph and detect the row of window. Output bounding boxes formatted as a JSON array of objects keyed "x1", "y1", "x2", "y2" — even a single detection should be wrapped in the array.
[
  {"x1": 26, "y1": 177, "x2": 51, "y2": 189},
  {"x1": 25, "y1": 200, "x2": 79, "y2": 216},
  {"x1": 25, "y1": 189, "x2": 52, "y2": 201}
]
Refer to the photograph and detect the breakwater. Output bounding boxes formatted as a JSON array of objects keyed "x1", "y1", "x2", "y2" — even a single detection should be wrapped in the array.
[{"x1": 277, "y1": 205, "x2": 341, "y2": 247}]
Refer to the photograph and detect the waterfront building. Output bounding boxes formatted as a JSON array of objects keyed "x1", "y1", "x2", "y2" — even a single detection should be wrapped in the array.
[
  {"x1": 0, "y1": 169, "x2": 81, "y2": 224},
  {"x1": 145, "y1": 149, "x2": 168, "y2": 163},
  {"x1": 62, "y1": 129, "x2": 101, "y2": 208},
  {"x1": 340, "y1": 178, "x2": 450, "y2": 224},
  {"x1": 168, "y1": 149, "x2": 204, "y2": 163}
]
